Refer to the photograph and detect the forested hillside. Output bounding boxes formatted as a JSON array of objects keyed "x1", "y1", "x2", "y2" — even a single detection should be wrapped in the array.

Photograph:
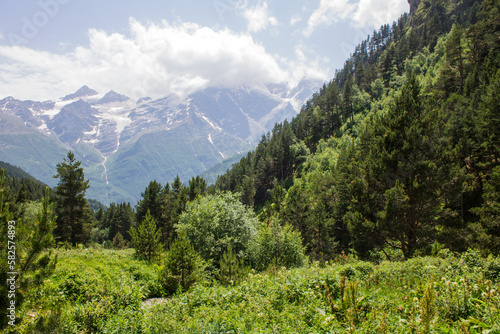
[
  {"x1": 0, "y1": 161, "x2": 50, "y2": 203},
  {"x1": 213, "y1": 0, "x2": 500, "y2": 260}
]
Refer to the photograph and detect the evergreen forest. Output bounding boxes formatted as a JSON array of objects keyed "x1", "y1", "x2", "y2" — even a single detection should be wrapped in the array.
[{"x1": 1, "y1": 0, "x2": 500, "y2": 332}]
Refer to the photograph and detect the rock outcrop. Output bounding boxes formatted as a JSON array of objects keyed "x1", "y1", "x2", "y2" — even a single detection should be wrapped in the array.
[{"x1": 408, "y1": 0, "x2": 421, "y2": 15}]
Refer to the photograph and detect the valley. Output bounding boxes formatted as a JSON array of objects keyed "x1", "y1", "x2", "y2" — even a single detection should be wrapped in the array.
[{"x1": 0, "y1": 80, "x2": 320, "y2": 204}]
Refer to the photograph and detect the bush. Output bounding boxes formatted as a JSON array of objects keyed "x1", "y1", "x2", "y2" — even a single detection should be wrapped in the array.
[
  {"x1": 160, "y1": 232, "x2": 206, "y2": 295},
  {"x1": 249, "y1": 220, "x2": 307, "y2": 271},
  {"x1": 485, "y1": 256, "x2": 500, "y2": 282},
  {"x1": 177, "y1": 192, "x2": 258, "y2": 268}
]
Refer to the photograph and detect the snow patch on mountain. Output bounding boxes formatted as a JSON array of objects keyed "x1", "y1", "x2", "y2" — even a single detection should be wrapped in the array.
[{"x1": 0, "y1": 80, "x2": 322, "y2": 204}]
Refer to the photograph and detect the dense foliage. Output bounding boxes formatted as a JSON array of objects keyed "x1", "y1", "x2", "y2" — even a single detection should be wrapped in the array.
[
  {"x1": 2, "y1": 0, "x2": 500, "y2": 331},
  {"x1": 213, "y1": 0, "x2": 500, "y2": 260},
  {"x1": 0, "y1": 171, "x2": 57, "y2": 329},
  {"x1": 177, "y1": 192, "x2": 259, "y2": 268},
  {"x1": 9, "y1": 248, "x2": 500, "y2": 333}
]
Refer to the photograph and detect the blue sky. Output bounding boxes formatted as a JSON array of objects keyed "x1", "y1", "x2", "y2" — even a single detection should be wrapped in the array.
[{"x1": 0, "y1": 0, "x2": 409, "y2": 101}]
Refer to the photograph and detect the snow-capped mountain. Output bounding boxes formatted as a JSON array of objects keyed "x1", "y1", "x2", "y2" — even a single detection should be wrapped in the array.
[{"x1": 0, "y1": 80, "x2": 321, "y2": 204}]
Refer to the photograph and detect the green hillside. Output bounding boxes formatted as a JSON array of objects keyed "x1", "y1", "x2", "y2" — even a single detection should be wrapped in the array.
[
  {"x1": 12, "y1": 248, "x2": 500, "y2": 333},
  {"x1": 1, "y1": 0, "x2": 499, "y2": 332},
  {"x1": 213, "y1": 0, "x2": 500, "y2": 260}
]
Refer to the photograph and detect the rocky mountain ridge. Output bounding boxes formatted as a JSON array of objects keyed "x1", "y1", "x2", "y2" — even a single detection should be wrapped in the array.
[{"x1": 0, "y1": 80, "x2": 320, "y2": 204}]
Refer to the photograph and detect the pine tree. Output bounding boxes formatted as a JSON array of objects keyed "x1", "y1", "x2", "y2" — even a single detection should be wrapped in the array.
[
  {"x1": 373, "y1": 73, "x2": 445, "y2": 258},
  {"x1": 16, "y1": 183, "x2": 32, "y2": 203},
  {"x1": 135, "y1": 180, "x2": 163, "y2": 224},
  {"x1": 443, "y1": 24, "x2": 466, "y2": 93},
  {"x1": 53, "y1": 151, "x2": 93, "y2": 246},
  {"x1": 342, "y1": 77, "x2": 354, "y2": 123},
  {"x1": 18, "y1": 187, "x2": 58, "y2": 284},
  {"x1": 130, "y1": 210, "x2": 163, "y2": 262},
  {"x1": 470, "y1": 70, "x2": 500, "y2": 253},
  {"x1": 188, "y1": 176, "x2": 207, "y2": 201},
  {"x1": 0, "y1": 176, "x2": 57, "y2": 329},
  {"x1": 112, "y1": 232, "x2": 127, "y2": 249},
  {"x1": 218, "y1": 243, "x2": 248, "y2": 285},
  {"x1": 162, "y1": 231, "x2": 205, "y2": 293}
]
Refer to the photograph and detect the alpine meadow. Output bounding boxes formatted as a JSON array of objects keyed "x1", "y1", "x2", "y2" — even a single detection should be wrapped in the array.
[{"x1": 1, "y1": 0, "x2": 500, "y2": 332}]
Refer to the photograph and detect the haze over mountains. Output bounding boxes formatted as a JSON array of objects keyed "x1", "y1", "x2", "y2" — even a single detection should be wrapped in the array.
[{"x1": 0, "y1": 79, "x2": 321, "y2": 204}]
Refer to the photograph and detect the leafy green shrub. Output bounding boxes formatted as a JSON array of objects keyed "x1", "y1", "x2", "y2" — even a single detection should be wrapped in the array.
[
  {"x1": 339, "y1": 265, "x2": 356, "y2": 279},
  {"x1": 485, "y1": 256, "x2": 500, "y2": 282},
  {"x1": 249, "y1": 220, "x2": 307, "y2": 271},
  {"x1": 460, "y1": 248, "x2": 483, "y2": 268},
  {"x1": 60, "y1": 273, "x2": 100, "y2": 302},
  {"x1": 101, "y1": 305, "x2": 144, "y2": 334},
  {"x1": 177, "y1": 192, "x2": 258, "y2": 268},
  {"x1": 354, "y1": 262, "x2": 374, "y2": 278},
  {"x1": 72, "y1": 297, "x2": 114, "y2": 333}
]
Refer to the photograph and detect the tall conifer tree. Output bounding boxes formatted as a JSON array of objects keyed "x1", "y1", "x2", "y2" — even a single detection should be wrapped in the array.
[{"x1": 53, "y1": 151, "x2": 93, "y2": 246}]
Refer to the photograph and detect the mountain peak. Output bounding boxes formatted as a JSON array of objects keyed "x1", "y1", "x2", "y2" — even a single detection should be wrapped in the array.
[
  {"x1": 62, "y1": 85, "x2": 98, "y2": 101},
  {"x1": 137, "y1": 97, "x2": 152, "y2": 105},
  {"x1": 94, "y1": 90, "x2": 130, "y2": 105}
]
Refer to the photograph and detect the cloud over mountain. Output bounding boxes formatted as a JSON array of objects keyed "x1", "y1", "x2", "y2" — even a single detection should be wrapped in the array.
[{"x1": 0, "y1": 18, "x2": 321, "y2": 101}]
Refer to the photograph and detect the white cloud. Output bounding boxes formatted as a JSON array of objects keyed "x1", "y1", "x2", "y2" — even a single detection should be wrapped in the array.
[
  {"x1": 0, "y1": 18, "x2": 292, "y2": 101},
  {"x1": 243, "y1": 2, "x2": 279, "y2": 33},
  {"x1": 304, "y1": 0, "x2": 356, "y2": 36},
  {"x1": 353, "y1": 0, "x2": 409, "y2": 28},
  {"x1": 290, "y1": 15, "x2": 302, "y2": 26},
  {"x1": 274, "y1": 45, "x2": 330, "y2": 84},
  {"x1": 0, "y1": 32, "x2": 4, "y2": 41},
  {"x1": 304, "y1": 0, "x2": 408, "y2": 36}
]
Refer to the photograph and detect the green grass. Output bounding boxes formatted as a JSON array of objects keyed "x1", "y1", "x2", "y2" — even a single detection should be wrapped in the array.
[
  {"x1": 13, "y1": 248, "x2": 160, "y2": 334},
  {"x1": 10, "y1": 249, "x2": 500, "y2": 333}
]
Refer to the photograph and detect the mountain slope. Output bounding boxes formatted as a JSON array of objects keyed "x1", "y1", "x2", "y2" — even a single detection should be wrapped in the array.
[
  {"x1": 0, "y1": 80, "x2": 320, "y2": 204},
  {"x1": 212, "y1": 0, "x2": 499, "y2": 259}
]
